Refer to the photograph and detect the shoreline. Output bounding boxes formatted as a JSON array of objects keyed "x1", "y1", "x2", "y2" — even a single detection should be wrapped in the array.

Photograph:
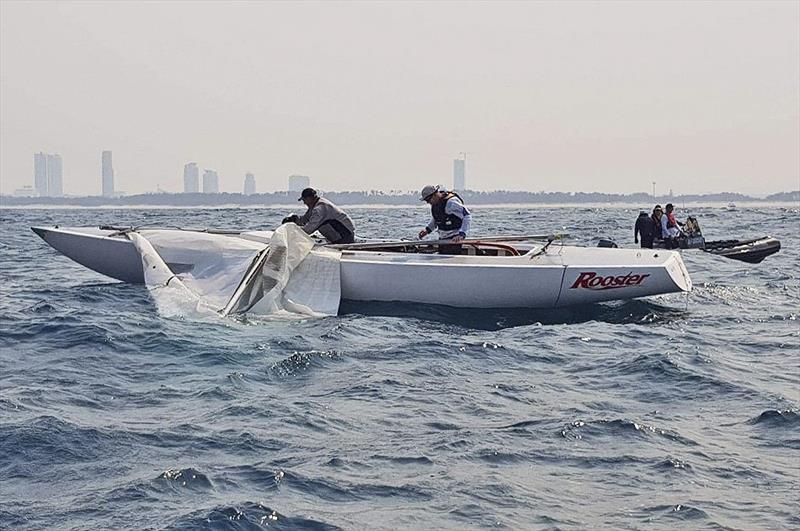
[{"x1": 1, "y1": 201, "x2": 797, "y2": 210}]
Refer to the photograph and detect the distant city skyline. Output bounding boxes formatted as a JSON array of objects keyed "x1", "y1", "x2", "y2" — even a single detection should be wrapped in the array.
[
  {"x1": 2, "y1": 2, "x2": 798, "y2": 196},
  {"x1": 15, "y1": 149, "x2": 799, "y2": 199}
]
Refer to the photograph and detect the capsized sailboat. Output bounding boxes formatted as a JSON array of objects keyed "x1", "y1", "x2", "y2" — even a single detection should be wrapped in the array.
[{"x1": 32, "y1": 225, "x2": 692, "y2": 311}]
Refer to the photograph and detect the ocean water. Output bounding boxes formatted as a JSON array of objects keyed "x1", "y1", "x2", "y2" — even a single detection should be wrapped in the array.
[{"x1": 1, "y1": 205, "x2": 798, "y2": 530}]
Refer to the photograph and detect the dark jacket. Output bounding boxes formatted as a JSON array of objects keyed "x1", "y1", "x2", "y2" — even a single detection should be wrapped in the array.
[{"x1": 635, "y1": 212, "x2": 657, "y2": 246}]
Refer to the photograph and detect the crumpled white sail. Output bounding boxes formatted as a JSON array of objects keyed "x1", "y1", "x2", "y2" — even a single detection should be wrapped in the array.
[{"x1": 127, "y1": 224, "x2": 341, "y2": 319}]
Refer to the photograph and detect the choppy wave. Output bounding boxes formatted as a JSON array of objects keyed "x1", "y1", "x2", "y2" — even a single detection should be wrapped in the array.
[{"x1": 1, "y1": 206, "x2": 798, "y2": 529}]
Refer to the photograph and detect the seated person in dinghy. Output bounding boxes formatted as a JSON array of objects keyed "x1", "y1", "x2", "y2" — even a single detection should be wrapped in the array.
[
  {"x1": 417, "y1": 184, "x2": 472, "y2": 254},
  {"x1": 282, "y1": 188, "x2": 356, "y2": 244},
  {"x1": 660, "y1": 203, "x2": 684, "y2": 248}
]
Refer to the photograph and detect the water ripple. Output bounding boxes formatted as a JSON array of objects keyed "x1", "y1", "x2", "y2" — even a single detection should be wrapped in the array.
[{"x1": 1, "y1": 206, "x2": 798, "y2": 530}]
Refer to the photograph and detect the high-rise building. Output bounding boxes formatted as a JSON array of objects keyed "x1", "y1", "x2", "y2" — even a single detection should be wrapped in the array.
[
  {"x1": 47, "y1": 154, "x2": 63, "y2": 197},
  {"x1": 33, "y1": 152, "x2": 64, "y2": 197},
  {"x1": 453, "y1": 157, "x2": 466, "y2": 191},
  {"x1": 34, "y1": 152, "x2": 48, "y2": 196},
  {"x1": 288, "y1": 174, "x2": 310, "y2": 192},
  {"x1": 101, "y1": 151, "x2": 114, "y2": 197},
  {"x1": 202, "y1": 169, "x2": 219, "y2": 193},
  {"x1": 243, "y1": 173, "x2": 256, "y2": 195},
  {"x1": 183, "y1": 162, "x2": 199, "y2": 193}
]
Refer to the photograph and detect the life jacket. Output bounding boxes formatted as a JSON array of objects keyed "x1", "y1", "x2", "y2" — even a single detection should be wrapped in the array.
[
  {"x1": 431, "y1": 192, "x2": 465, "y2": 232},
  {"x1": 667, "y1": 211, "x2": 678, "y2": 228},
  {"x1": 651, "y1": 214, "x2": 662, "y2": 237}
]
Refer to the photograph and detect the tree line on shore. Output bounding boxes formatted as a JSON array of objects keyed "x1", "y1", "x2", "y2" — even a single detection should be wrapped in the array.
[{"x1": 1, "y1": 189, "x2": 797, "y2": 207}]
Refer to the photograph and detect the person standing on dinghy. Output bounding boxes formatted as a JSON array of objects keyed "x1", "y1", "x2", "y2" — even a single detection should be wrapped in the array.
[
  {"x1": 634, "y1": 211, "x2": 657, "y2": 248},
  {"x1": 282, "y1": 188, "x2": 356, "y2": 244},
  {"x1": 417, "y1": 185, "x2": 471, "y2": 254}
]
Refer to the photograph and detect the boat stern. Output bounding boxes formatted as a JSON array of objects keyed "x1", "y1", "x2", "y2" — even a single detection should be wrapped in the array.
[
  {"x1": 554, "y1": 247, "x2": 693, "y2": 307},
  {"x1": 665, "y1": 251, "x2": 693, "y2": 293}
]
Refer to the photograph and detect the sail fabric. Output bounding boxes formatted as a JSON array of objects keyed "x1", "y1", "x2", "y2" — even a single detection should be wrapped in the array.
[
  {"x1": 128, "y1": 231, "x2": 211, "y2": 318},
  {"x1": 221, "y1": 225, "x2": 342, "y2": 317},
  {"x1": 281, "y1": 251, "x2": 342, "y2": 316},
  {"x1": 128, "y1": 224, "x2": 341, "y2": 319}
]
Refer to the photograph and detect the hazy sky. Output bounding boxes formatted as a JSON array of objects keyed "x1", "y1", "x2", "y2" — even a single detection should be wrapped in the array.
[{"x1": 1, "y1": 0, "x2": 798, "y2": 196}]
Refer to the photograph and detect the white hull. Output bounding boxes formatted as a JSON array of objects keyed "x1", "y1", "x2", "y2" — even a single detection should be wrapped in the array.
[{"x1": 32, "y1": 226, "x2": 692, "y2": 309}]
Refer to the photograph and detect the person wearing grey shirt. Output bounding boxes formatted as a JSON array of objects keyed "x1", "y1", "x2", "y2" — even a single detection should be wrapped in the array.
[{"x1": 282, "y1": 188, "x2": 355, "y2": 244}]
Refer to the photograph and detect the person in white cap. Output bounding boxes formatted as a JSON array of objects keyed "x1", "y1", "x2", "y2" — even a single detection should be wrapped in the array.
[{"x1": 417, "y1": 185, "x2": 471, "y2": 253}]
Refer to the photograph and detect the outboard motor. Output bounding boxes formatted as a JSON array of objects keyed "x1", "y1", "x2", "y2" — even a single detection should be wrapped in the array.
[
  {"x1": 680, "y1": 216, "x2": 706, "y2": 249},
  {"x1": 684, "y1": 216, "x2": 702, "y2": 236},
  {"x1": 597, "y1": 239, "x2": 618, "y2": 248}
]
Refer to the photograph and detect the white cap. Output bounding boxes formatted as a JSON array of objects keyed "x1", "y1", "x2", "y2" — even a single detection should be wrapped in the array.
[{"x1": 419, "y1": 184, "x2": 439, "y2": 201}]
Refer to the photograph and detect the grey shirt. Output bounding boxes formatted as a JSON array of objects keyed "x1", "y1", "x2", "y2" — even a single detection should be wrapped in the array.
[{"x1": 296, "y1": 197, "x2": 355, "y2": 243}]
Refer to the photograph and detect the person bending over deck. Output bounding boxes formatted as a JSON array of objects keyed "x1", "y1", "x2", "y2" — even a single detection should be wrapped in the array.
[
  {"x1": 417, "y1": 185, "x2": 471, "y2": 254},
  {"x1": 282, "y1": 188, "x2": 355, "y2": 244}
]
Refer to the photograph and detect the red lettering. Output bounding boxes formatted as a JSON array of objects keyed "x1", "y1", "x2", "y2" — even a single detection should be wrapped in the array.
[
  {"x1": 570, "y1": 271, "x2": 596, "y2": 289},
  {"x1": 570, "y1": 271, "x2": 650, "y2": 290}
]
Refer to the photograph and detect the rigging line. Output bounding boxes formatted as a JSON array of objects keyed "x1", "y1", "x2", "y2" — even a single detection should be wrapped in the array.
[{"x1": 528, "y1": 235, "x2": 561, "y2": 259}]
